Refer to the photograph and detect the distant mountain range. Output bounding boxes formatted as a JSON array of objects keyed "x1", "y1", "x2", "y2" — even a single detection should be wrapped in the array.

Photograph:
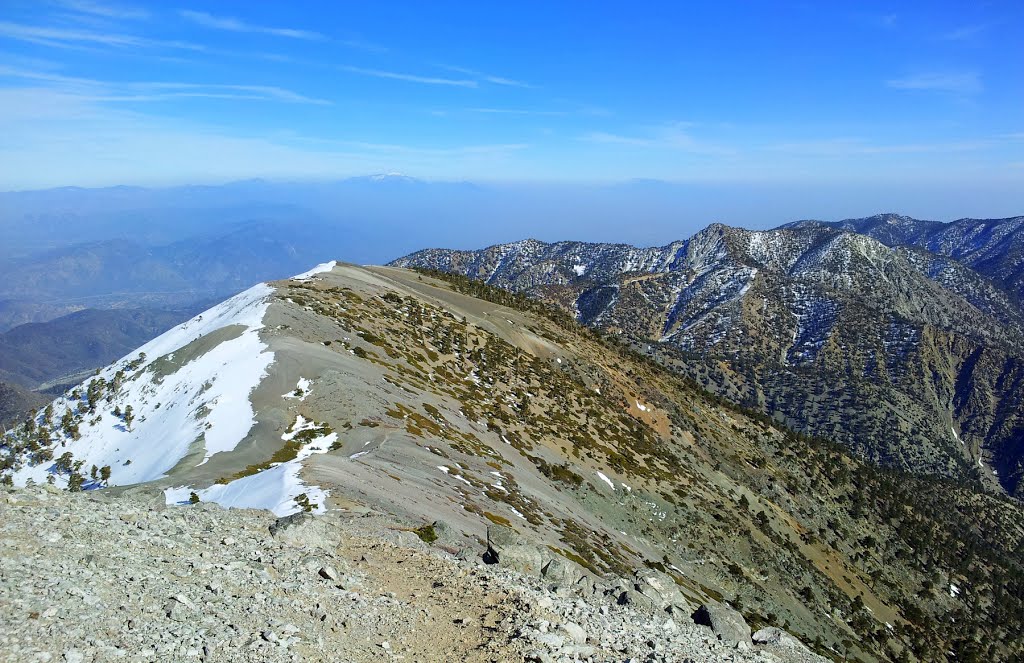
[
  {"x1": 786, "y1": 213, "x2": 1024, "y2": 300},
  {"x1": 392, "y1": 214, "x2": 1024, "y2": 495}
]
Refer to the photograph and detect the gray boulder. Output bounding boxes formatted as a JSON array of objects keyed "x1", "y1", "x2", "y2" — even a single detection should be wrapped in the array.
[
  {"x1": 118, "y1": 485, "x2": 166, "y2": 511},
  {"x1": 269, "y1": 512, "x2": 341, "y2": 549},
  {"x1": 617, "y1": 589, "x2": 659, "y2": 611},
  {"x1": 483, "y1": 524, "x2": 549, "y2": 576},
  {"x1": 633, "y1": 568, "x2": 692, "y2": 614},
  {"x1": 752, "y1": 626, "x2": 809, "y2": 650},
  {"x1": 541, "y1": 556, "x2": 584, "y2": 585},
  {"x1": 692, "y1": 601, "x2": 752, "y2": 646}
]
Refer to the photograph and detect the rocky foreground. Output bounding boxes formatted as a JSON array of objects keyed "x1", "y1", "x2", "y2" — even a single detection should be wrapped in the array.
[{"x1": 0, "y1": 486, "x2": 825, "y2": 663}]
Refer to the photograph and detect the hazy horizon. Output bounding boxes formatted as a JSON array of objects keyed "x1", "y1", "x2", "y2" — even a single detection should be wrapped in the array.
[
  {"x1": 2, "y1": 1, "x2": 1022, "y2": 218},
  {"x1": 4, "y1": 175, "x2": 1022, "y2": 268}
]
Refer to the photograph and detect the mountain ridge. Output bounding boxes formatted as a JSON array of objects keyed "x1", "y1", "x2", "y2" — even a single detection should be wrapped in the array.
[
  {"x1": 4, "y1": 260, "x2": 1023, "y2": 660},
  {"x1": 391, "y1": 219, "x2": 1024, "y2": 495}
]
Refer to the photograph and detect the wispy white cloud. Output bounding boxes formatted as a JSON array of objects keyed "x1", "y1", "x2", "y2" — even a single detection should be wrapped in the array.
[
  {"x1": 0, "y1": 88, "x2": 528, "y2": 187},
  {"x1": 467, "y1": 107, "x2": 566, "y2": 116},
  {"x1": 59, "y1": 0, "x2": 150, "y2": 20},
  {"x1": 440, "y1": 65, "x2": 532, "y2": 88},
  {"x1": 887, "y1": 71, "x2": 982, "y2": 94},
  {"x1": 0, "y1": 66, "x2": 331, "y2": 104},
  {"x1": 177, "y1": 10, "x2": 324, "y2": 40},
  {"x1": 941, "y1": 24, "x2": 987, "y2": 41},
  {"x1": 766, "y1": 137, "x2": 1001, "y2": 156},
  {"x1": 339, "y1": 65, "x2": 477, "y2": 87},
  {"x1": 0, "y1": 20, "x2": 204, "y2": 51},
  {"x1": 581, "y1": 123, "x2": 732, "y2": 155},
  {"x1": 879, "y1": 13, "x2": 898, "y2": 29},
  {"x1": 291, "y1": 136, "x2": 529, "y2": 157}
]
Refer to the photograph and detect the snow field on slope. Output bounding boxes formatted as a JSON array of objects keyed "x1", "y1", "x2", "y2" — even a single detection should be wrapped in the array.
[
  {"x1": 11, "y1": 283, "x2": 274, "y2": 488},
  {"x1": 165, "y1": 414, "x2": 338, "y2": 515}
]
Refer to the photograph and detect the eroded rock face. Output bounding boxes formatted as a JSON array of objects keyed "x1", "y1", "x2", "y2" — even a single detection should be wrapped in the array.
[
  {"x1": 483, "y1": 523, "x2": 550, "y2": 576},
  {"x1": 117, "y1": 485, "x2": 167, "y2": 511},
  {"x1": 693, "y1": 601, "x2": 753, "y2": 646}
]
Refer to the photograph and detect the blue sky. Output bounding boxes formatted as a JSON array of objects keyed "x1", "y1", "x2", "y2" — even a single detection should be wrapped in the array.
[{"x1": 0, "y1": 0, "x2": 1022, "y2": 216}]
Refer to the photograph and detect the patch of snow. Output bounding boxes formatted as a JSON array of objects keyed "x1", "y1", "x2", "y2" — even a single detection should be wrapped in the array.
[
  {"x1": 291, "y1": 260, "x2": 337, "y2": 281},
  {"x1": 164, "y1": 462, "x2": 328, "y2": 516},
  {"x1": 596, "y1": 471, "x2": 616, "y2": 490},
  {"x1": 572, "y1": 264, "x2": 587, "y2": 276},
  {"x1": 949, "y1": 583, "x2": 961, "y2": 598},
  {"x1": 163, "y1": 415, "x2": 335, "y2": 516},
  {"x1": 437, "y1": 466, "x2": 450, "y2": 474},
  {"x1": 283, "y1": 377, "x2": 312, "y2": 401},
  {"x1": 635, "y1": 400, "x2": 649, "y2": 412}
]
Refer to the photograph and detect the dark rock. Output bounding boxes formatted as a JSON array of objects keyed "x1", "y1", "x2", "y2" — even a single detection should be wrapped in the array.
[{"x1": 692, "y1": 601, "x2": 752, "y2": 646}]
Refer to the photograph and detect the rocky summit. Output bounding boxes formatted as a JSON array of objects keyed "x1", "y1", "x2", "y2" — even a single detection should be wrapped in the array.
[
  {"x1": 0, "y1": 484, "x2": 826, "y2": 663},
  {"x1": 3, "y1": 262, "x2": 1023, "y2": 661}
]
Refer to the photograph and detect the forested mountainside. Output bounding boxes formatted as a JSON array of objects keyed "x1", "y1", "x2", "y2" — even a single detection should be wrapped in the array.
[{"x1": 392, "y1": 221, "x2": 1024, "y2": 495}]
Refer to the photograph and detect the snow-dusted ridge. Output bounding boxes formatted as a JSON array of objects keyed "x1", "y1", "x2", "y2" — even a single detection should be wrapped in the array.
[
  {"x1": 291, "y1": 260, "x2": 337, "y2": 281},
  {"x1": 7, "y1": 282, "x2": 275, "y2": 489},
  {"x1": 2, "y1": 262, "x2": 341, "y2": 514}
]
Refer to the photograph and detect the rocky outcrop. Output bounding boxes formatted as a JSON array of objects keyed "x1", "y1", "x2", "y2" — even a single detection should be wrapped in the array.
[
  {"x1": 693, "y1": 601, "x2": 753, "y2": 647},
  {"x1": 483, "y1": 523, "x2": 549, "y2": 575},
  {"x1": 268, "y1": 510, "x2": 342, "y2": 549},
  {"x1": 753, "y1": 626, "x2": 811, "y2": 651}
]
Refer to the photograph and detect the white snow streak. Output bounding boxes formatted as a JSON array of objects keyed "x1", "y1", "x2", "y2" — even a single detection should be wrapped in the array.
[
  {"x1": 291, "y1": 260, "x2": 337, "y2": 280},
  {"x1": 596, "y1": 471, "x2": 616, "y2": 490}
]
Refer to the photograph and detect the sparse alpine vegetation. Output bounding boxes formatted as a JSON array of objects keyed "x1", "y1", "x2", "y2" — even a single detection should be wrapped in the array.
[
  {"x1": 391, "y1": 218, "x2": 1024, "y2": 497},
  {"x1": 2, "y1": 261, "x2": 1022, "y2": 661}
]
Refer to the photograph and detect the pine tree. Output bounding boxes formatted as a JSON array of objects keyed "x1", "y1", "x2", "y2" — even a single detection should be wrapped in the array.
[
  {"x1": 55, "y1": 452, "x2": 74, "y2": 474},
  {"x1": 61, "y1": 408, "x2": 74, "y2": 434},
  {"x1": 188, "y1": 492, "x2": 200, "y2": 504},
  {"x1": 123, "y1": 405, "x2": 135, "y2": 431},
  {"x1": 99, "y1": 465, "x2": 111, "y2": 484}
]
